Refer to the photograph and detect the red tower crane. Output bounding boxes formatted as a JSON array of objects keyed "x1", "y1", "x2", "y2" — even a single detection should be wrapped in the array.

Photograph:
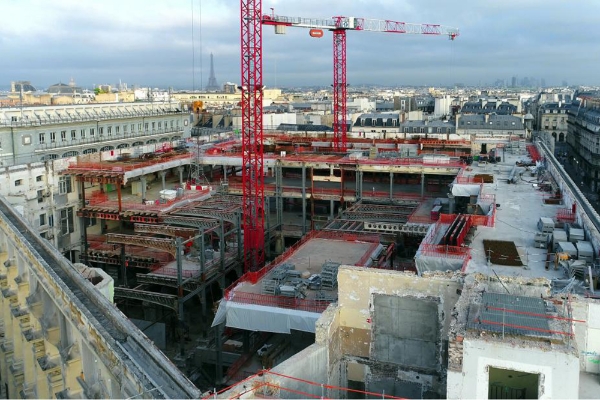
[
  {"x1": 240, "y1": 1, "x2": 458, "y2": 272},
  {"x1": 240, "y1": 0, "x2": 265, "y2": 271},
  {"x1": 262, "y1": 12, "x2": 460, "y2": 151}
]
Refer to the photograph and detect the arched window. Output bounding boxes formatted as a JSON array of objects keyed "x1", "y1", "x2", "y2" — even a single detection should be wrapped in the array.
[
  {"x1": 62, "y1": 151, "x2": 79, "y2": 158},
  {"x1": 83, "y1": 148, "x2": 98, "y2": 154},
  {"x1": 558, "y1": 132, "x2": 565, "y2": 142},
  {"x1": 100, "y1": 145, "x2": 114, "y2": 152},
  {"x1": 117, "y1": 143, "x2": 129, "y2": 149}
]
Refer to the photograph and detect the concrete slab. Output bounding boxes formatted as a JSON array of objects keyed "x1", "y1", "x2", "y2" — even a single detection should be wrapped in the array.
[{"x1": 463, "y1": 153, "x2": 565, "y2": 280}]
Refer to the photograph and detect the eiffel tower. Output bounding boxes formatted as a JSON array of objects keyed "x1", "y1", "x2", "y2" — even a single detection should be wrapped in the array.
[{"x1": 205, "y1": 53, "x2": 220, "y2": 91}]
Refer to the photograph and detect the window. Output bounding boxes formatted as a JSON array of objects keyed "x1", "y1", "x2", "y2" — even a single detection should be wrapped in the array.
[
  {"x1": 108, "y1": 126, "x2": 112, "y2": 136},
  {"x1": 61, "y1": 130, "x2": 67, "y2": 141},
  {"x1": 50, "y1": 132, "x2": 56, "y2": 143},
  {"x1": 152, "y1": 122, "x2": 156, "y2": 130},
  {"x1": 58, "y1": 176, "x2": 72, "y2": 195},
  {"x1": 170, "y1": 120, "x2": 174, "y2": 128},
  {"x1": 99, "y1": 127, "x2": 104, "y2": 136},
  {"x1": 48, "y1": 215, "x2": 54, "y2": 227},
  {"x1": 132, "y1": 124, "x2": 135, "y2": 132},
  {"x1": 39, "y1": 133, "x2": 46, "y2": 144},
  {"x1": 144, "y1": 123, "x2": 148, "y2": 131},
  {"x1": 90, "y1": 128, "x2": 95, "y2": 137},
  {"x1": 138, "y1": 123, "x2": 142, "y2": 131},
  {"x1": 118, "y1": 125, "x2": 122, "y2": 134},
  {"x1": 36, "y1": 175, "x2": 43, "y2": 182},
  {"x1": 37, "y1": 189, "x2": 44, "y2": 203},
  {"x1": 15, "y1": 179, "x2": 23, "y2": 186},
  {"x1": 80, "y1": 129, "x2": 86, "y2": 139},
  {"x1": 60, "y1": 207, "x2": 75, "y2": 235},
  {"x1": 39, "y1": 213, "x2": 46, "y2": 226},
  {"x1": 158, "y1": 121, "x2": 162, "y2": 129},
  {"x1": 71, "y1": 130, "x2": 76, "y2": 140}
]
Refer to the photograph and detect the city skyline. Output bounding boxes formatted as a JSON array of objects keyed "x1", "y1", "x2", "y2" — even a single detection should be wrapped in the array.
[{"x1": 1, "y1": 0, "x2": 599, "y2": 89}]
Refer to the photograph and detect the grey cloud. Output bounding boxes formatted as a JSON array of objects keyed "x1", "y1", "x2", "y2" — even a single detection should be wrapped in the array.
[{"x1": 2, "y1": 0, "x2": 600, "y2": 89}]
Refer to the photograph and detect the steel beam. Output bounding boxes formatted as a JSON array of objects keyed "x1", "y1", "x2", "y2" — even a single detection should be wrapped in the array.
[
  {"x1": 134, "y1": 223, "x2": 198, "y2": 238},
  {"x1": 106, "y1": 233, "x2": 177, "y2": 256}
]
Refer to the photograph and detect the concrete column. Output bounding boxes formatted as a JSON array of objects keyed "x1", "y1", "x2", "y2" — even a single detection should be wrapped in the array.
[
  {"x1": 140, "y1": 176, "x2": 147, "y2": 201},
  {"x1": 389, "y1": 172, "x2": 394, "y2": 201},
  {"x1": 421, "y1": 172, "x2": 425, "y2": 199},
  {"x1": 275, "y1": 234, "x2": 284, "y2": 254},
  {"x1": 159, "y1": 171, "x2": 167, "y2": 190},
  {"x1": 302, "y1": 164, "x2": 307, "y2": 235},
  {"x1": 178, "y1": 167, "x2": 184, "y2": 186},
  {"x1": 330, "y1": 199, "x2": 335, "y2": 220},
  {"x1": 448, "y1": 194, "x2": 456, "y2": 215}
]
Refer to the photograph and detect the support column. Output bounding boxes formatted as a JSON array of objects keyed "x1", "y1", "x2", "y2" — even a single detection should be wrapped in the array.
[
  {"x1": 159, "y1": 171, "x2": 167, "y2": 190},
  {"x1": 421, "y1": 172, "x2": 425, "y2": 199},
  {"x1": 236, "y1": 212, "x2": 242, "y2": 262},
  {"x1": 79, "y1": 179, "x2": 89, "y2": 266},
  {"x1": 275, "y1": 162, "x2": 283, "y2": 229},
  {"x1": 140, "y1": 176, "x2": 147, "y2": 201},
  {"x1": 330, "y1": 199, "x2": 335, "y2": 220},
  {"x1": 176, "y1": 237, "x2": 185, "y2": 357},
  {"x1": 120, "y1": 244, "x2": 127, "y2": 286},
  {"x1": 448, "y1": 194, "x2": 456, "y2": 215},
  {"x1": 355, "y1": 169, "x2": 363, "y2": 201},
  {"x1": 178, "y1": 166, "x2": 184, "y2": 186},
  {"x1": 215, "y1": 323, "x2": 223, "y2": 384},
  {"x1": 219, "y1": 218, "x2": 225, "y2": 271},
  {"x1": 265, "y1": 197, "x2": 271, "y2": 260},
  {"x1": 389, "y1": 172, "x2": 394, "y2": 201},
  {"x1": 201, "y1": 288, "x2": 207, "y2": 316},
  {"x1": 302, "y1": 164, "x2": 307, "y2": 235}
]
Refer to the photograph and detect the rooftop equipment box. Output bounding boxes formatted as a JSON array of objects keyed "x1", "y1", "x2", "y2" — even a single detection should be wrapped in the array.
[
  {"x1": 552, "y1": 230, "x2": 568, "y2": 251},
  {"x1": 557, "y1": 241, "x2": 577, "y2": 258},
  {"x1": 534, "y1": 233, "x2": 549, "y2": 249},
  {"x1": 568, "y1": 228, "x2": 585, "y2": 243},
  {"x1": 537, "y1": 217, "x2": 555, "y2": 234},
  {"x1": 575, "y1": 241, "x2": 594, "y2": 263}
]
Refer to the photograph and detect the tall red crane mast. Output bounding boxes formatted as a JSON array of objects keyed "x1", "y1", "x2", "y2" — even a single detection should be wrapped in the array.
[
  {"x1": 240, "y1": 0, "x2": 265, "y2": 271},
  {"x1": 262, "y1": 13, "x2": 460, "y2": 151}
]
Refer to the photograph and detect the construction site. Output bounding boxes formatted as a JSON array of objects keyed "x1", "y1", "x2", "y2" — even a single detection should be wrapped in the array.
[
  {"x1": 54, "y1": 128, "x2": 600, "y2": 397},
  {"x1": 37, "y1": 3, "x2": 600, "y2": 399}
]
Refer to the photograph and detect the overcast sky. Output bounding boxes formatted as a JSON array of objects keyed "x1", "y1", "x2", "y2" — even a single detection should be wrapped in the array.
[{"x1": 2, "y1": 0, "x2": 599, "y2": 90}]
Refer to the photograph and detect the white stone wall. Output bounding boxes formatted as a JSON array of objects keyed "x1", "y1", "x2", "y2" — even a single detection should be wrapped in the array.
[{"x1": 447, "y1": 338, "x2": 579, "y2": 399}]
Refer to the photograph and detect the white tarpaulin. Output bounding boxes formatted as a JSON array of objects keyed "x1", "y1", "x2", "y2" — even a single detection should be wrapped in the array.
[
  {"x1": 451, "y1": 184, "x2": 481, "y2": 197},
  {"x1": 211, "y1": 300, "x2": 321, "y2": 334}
]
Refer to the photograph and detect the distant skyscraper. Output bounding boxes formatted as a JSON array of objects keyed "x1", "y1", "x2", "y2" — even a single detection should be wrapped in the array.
[
  {"x1": 205, "y1": 53, "x2": 220, "y2": 92},
  {"x1": 511, "y1": 76, "x2": 517, "y2": 88}
]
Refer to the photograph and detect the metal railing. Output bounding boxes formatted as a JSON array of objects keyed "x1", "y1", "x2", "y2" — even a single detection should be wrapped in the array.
[{"x1": 1, "y1": 107, "x2": 184, "y2": 127}]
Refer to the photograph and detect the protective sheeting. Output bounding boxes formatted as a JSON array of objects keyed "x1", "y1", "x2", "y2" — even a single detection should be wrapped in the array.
[
  {"x1": 451, "y1": 184, "x2": 481, "y2": 197},
  {"x1": 211, "y1": 300, "x2": 321, "y2": 334},
  {"x1": 415, "y1": 253, "x2": 464, "y2": 275},
  {"x1": 476, "y1": 201, "x2": 492, "y2": 215}
]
